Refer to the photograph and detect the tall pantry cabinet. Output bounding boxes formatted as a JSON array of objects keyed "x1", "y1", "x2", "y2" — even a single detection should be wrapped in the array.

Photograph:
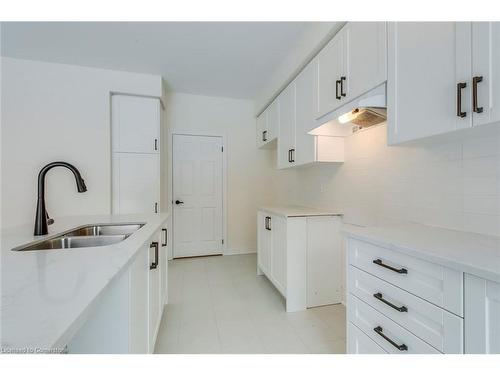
[{"x1": 111, "y1": 95, "x2": 162, "y2": 215}]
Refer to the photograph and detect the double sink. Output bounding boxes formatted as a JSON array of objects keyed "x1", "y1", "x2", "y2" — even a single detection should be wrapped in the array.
[{"x1": 12, "y1": 223, "x2": 145, "y2": 251}]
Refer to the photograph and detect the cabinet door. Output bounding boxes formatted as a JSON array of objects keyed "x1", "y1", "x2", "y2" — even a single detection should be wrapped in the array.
[
  {"x1": 148, "y1": 239, "x2": 161, "y2": 352},
  {"x1": 112, "y1": 152, "x2": 159, "y2": 214},
  {"x1": 256, "y1": 111, "x2": 268, "y2": 148},
  {"x1": 257, "y1": 212, "x2": 271, "y2": 274},
  {"x1": 267, "y1": 99, "x2": 279, "y2": 141},
  {"x1": 472, "y1": 22, "x2": 500, "y2": 127},
  {"x1": 160, "y1": 227, "x2": 168, "y2": 306},
  {"x1": 129, "y1": 244, "x2": 149, "y2": 354},
  {"x1": 344, "y1": 22, "x2": 387, "y2": 102},
  {"x1": 387, "y1": 22, "x2": 472, "y2": 145},
  {"x1": 295, "y1": 61, "x2": 317, "y2": 166},
  {"x1": 317, "y1": 29, "x2": 345, "y2": 119},
  {"x1": 112, "y1": 95, "x2": 160, "y2": 154},
  {"x1": 465, "y1": 274, "x2": 500, "y2": 353},
  {"x1": 270, "y1": 215, "x2": 287, "y2": 294},
  {"x1": 277, "y1": 83, "x2": 296, "y2": 169}
]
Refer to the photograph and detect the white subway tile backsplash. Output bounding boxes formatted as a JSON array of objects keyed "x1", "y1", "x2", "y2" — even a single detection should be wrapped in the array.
[{"x1": 293, "y1": 124, "x2": 500, "y2": 237}]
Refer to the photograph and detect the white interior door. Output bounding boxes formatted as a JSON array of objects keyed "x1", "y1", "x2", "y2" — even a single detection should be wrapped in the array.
[{"x1": 172, "y1": 134, "x2": 223, "y2": 258}]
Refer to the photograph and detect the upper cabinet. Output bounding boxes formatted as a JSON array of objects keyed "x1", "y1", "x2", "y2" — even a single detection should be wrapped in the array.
[
  {"x1": 277, "y1": 82, "x2": 296, "y2": 169},
  {"x1": 343, "y1": 22, "x2": 387, "y2": 103},
  {"x1": 256, "y1": 99, "x2": 279, "y2": 149},
  {"x1": 316, "y1": 22, "x2": 387, "y2": 121},
  {"x1": 472, "y1": 22, "x2": 500, "y2": 127},
  {"x1": 388, "y1": 22, "x2": 500, "y2": 145},
  {"x1": 112, "y1": 95, "x2": 160, "y2": 153},
  {"x1": 316, "y1": 29, "x2": 346, "y2": 119}
]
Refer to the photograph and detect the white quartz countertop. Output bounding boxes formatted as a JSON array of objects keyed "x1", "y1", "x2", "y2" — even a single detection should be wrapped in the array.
[
  {"x1": 1, "y1": 213, "x2": 169, "y2": 352},
  {"x1": 343, "y1": 222, "x2": 500, "y2": 283},
  {"x1": 258, "y1": 205, "x2": 342, "y2": 218}
]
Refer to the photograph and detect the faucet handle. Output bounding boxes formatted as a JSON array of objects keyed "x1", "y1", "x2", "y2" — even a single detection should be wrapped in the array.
[{"x1": 45, "y1": 211, "x2": 55, "y2": 226}]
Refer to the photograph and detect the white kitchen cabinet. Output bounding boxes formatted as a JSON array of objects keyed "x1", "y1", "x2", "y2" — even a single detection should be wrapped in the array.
[
  {"x1": 160, "y1": 227, "x2": 168, "y2": 306},
  {"x1": 67, "y1": 224, "x2": 168, "y2": 354},
  {"x1": 112, "y1": 95, "x2": 160, "y2": 154},
  {"x1": 257, "y1": 208, "x2": 342, "y2": 312},
  {"x1": 257, "y1": 212, "x2": 272, "y2": 275},
  {"x1": 472, "y1": 22, "x2": 500, "y2": 127},
  {"x1": 277, "y1": 82, "x2": 296, "y2": 169},
  {"x1": 256, "y1": 99, "x2": 279, "y2": 149},
  {"x1": 465, "y1": 274, "x2": 500, "y2": 354},
  {"x1": 387, "y1": 22, "x2": 472, "y2": 144},
  {"x1": 129, "y1": 243, "x2": 149, "y2": 354},
  {"x1": 148, "y1": 237, "x2": 161, "y2": 352},
  {"x1": 343, "y1": 22, "x2": 387, "y2": 103},
  {"x1": 270, "y1": 215, "x2": 287, "y2": 294},
  {"x1": 112, "y1": 152, "x2": 160, "y2": 215},
  {"x1": 316, "y1": 28, "x2": 345, "y2": 119},
  {"x1": 278, "y1": 63, "x2": 345, "y2": 169}
]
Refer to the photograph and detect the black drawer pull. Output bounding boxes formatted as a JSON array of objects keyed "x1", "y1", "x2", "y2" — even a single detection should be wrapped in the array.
[
  {"x1": 149, "y1": 241, "x2": 159, "y2": 270},
  {"x1": 472, "y1": 76, "x2": 483, "y2": 113},
  {"x1": 340, "y1": 76, "x2": 347, "y2": 97},
  {"x1": 162, "y1": 228, "x2": 167, "y2": 247},
  {"x1": 262, "y1": 130, "x2": 267, "y2": 142},
  {"x1": 374, "y1": 326, "x2": 408, "y2": 351},
  {"x1": 456, "y1": 82, "x2": 467, "y2": 118},
  {"x1": 265, "y1": 216, "x2": 271, "y2": 231},
  {"x1": 373, "y1": 292, "x2": 408, "y2": 312},
  {"x1": 335, "y1": 79, "x2": 341, "y2": 100},
  {"x1": 373, "y1": 258, "x2": 407, "y2": 274}
]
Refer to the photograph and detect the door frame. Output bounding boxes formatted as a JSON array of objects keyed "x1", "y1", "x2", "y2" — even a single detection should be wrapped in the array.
[{"x1": 169, "y1": 131, "x2": 227, "y2": 259}]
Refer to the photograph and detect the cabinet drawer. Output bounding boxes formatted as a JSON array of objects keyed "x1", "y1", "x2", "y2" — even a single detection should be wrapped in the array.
[
  {"x1": 349, "y1": 266, "x2": 463, "y2": 353},
  {"x1": 348, "y1": 294, "x2": 441, "y2": 354},
  {"x1": 347, "y1": 238, "x2": 463, "y2": 316},
  {"x1": 348, "y1": 322, "x2": 387, "y2": 354}
]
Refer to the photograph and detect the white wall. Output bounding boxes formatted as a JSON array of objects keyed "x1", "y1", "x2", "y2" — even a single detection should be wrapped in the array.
[
  {"x1": 254, "y1": 22, "x2": 344, "y2": 115},
  {"x1": 289, "y1": 123, "x2": 500, "y2": 237},
  {"x1": 1, "y1": 58, "x2": 163, "y2": 229},
  {"x1": 166, "y1": 92, "x2": 295, "y2": 255}
]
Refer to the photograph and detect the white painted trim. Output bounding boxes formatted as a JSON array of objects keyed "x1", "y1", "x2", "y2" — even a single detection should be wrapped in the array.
[
  {"x1": 111, "y1": 91, "x2": 165, "y2": 110},
  {"x1": 169, "y1": 131, "x2": 228, "y2": 258},
  {"x1": 223, "y1": 249, "x2": 257, "y2": 256}
]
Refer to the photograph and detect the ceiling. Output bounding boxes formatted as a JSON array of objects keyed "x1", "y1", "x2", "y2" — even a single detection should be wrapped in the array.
[{"x1": 1, "y1": 22, "x2": 310, "y2": 99}]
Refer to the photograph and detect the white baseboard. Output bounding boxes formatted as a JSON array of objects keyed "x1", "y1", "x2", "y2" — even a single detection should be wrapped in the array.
[{"x1": 223, "y1": 249, "x2": 257, "y2": 256}]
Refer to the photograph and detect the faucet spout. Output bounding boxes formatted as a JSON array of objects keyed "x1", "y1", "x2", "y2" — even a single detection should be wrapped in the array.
[{"x1": 34, "y1": 161, "x2": 87, "y2": 236}]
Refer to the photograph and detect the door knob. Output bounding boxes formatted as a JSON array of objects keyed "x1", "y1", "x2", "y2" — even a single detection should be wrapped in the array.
[{"x1": 175, "y1": 200, "x2": 184, "y2": 205}]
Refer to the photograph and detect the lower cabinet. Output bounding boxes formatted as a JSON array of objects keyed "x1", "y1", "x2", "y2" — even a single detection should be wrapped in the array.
[
  {"x1": 465, "y1": 274, "x2": 500, "y2": 354},
  {"x1": 346, "y1": 235, "x2": 500, "y2": 354},
  {"x1": 67, "y1": 224, "x2": 168, "y2": 353},
  {"x1": 257, "y1": 210, "x2": 342, "y2": 312}
]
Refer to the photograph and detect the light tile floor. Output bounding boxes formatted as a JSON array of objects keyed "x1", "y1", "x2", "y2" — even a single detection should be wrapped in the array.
[{"x1": 154, "y1": 253, "x2": 346, "y2": 354}]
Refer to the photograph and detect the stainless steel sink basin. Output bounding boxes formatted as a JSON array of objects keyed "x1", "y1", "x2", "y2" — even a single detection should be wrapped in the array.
[
  {"x1": 11, "y1": 222, "x2": 145, "y2": 251},
  {"x1": 64, "y1": 223, "x2": 144, "y2": 237},
  {"x1": 13, "y1": 235, "x2": 129, "y2": 251}
]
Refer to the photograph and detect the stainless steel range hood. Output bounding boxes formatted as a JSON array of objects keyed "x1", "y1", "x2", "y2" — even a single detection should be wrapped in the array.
[{"x1": 309, "y1": 83, "x2": 387, "y2": 136}]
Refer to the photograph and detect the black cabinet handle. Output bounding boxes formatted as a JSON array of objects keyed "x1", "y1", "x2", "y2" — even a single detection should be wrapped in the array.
[
  {"x1": 290, "y1": 149, "x2": 295, "y2": 163},
  {"x1": 265, "y1": 216, "x2": 271, "y2": 231},
  {"x1": 473, "y1": 76, "x2": 483, "y2": 113},
  {"x1": 175, "y1": 200, "x2": 184, "y2": 205},
  {"x1": 373, "y1": 259, "x2": 408, "y2": 274},
  {"x1": 154, "y1": 202, "x2": 158, "y2": 213},
  {"x1": 262, "y1": 130, "x2": 267, "y2": 142},
  {"x1": 162, "y1": 228, "x2": 167, "y2": 247},
  {"x1": 335, "y1": 79, "x2": 341, "y2": 100},
  {"x1": 154, "y1": 138, "x2": 158, "y2": 151},
  {"x1": 457, "y1": 82, "x2": 467, "y2": 118},
  {"x1": 288, "y1": 149, "x2": 292, "y2": 163},
  {"x1": 340, "y1": 76, "x2": 347, "y2": 97},
  {"x1": 373, "y1": 326, "x2": 408, "y2": 351},
  {"x1": 150, "y1": 241, "x2": 159, "y2": 270},
  {"x1": 373, "y1": 292, "x2": 408, "y2": 312}
]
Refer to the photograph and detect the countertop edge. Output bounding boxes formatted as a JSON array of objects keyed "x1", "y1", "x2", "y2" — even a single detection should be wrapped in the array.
[{"x1": 342, "y1": 225, "x2": 500, "y2": 284}]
